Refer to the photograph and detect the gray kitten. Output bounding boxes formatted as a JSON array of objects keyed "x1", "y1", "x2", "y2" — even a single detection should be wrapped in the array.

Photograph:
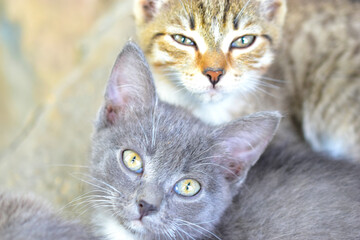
[
  {"x1": 0, "y1": 191, "x2": 97, "y2": 240},
  {"x1": 90, "y1": 42, "x2": 360, "y2": 240}
]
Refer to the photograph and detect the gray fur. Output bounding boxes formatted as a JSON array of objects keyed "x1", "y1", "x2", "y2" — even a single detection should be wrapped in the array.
[
  {"x1": 218, "y1": 143, "x2": 360, "y2": 240},
  {"x1": 90, "y1": 42, "x2": 360, "y2": 240},
  {"x1": 0, "y1": 191, "x2": 97, "y2": 240}
]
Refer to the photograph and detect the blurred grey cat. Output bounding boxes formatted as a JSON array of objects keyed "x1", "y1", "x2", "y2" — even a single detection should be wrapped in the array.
[
  {"x1": 0, "y1": 191, "x2": 97, "y2": 240},
  {"x1": 89, "y1": 42, "x2": 360, "y2": 240}
]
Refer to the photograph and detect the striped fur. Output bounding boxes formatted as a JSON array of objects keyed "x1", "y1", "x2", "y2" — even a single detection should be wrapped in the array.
[{"x1": 134, "y1": 0, "x2": 360, "y2": 161}]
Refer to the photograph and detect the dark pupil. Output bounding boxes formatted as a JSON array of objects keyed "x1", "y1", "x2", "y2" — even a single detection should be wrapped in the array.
[
  {"x1": 131, "y1": 156, "x2": 136, "y2": 163},
  {"x1": 181, "y1": 36, "x2": 186, "y2": 43},
  {"x1": 186, "y1": 182, "x2": 191, "y2": 190}
]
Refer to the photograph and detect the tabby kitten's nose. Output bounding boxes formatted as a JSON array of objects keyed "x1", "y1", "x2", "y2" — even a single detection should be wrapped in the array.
[
  {"x1": 138, "y1": 200, "x2": 157, "y2": 219},
  {"x1": 203, "y1": 68, "x2": 224, "y2": 87}
]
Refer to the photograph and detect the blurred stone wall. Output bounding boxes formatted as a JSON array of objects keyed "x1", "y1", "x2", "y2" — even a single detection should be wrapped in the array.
[{"x1": 0, "y1": 0, "x2": 135, "y2": 219}]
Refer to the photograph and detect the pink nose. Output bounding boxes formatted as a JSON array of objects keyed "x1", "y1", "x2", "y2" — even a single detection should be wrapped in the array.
[{"x1": 203, "y1": 69, "x2": 224, "y2": 87}]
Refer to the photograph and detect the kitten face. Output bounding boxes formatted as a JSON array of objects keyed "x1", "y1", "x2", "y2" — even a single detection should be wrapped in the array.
[
  {"x1": 135, "y1": 0, "x2": 286, "y2": 103},
  {"x1": 92, "y1": 114, "x2": 233, "y2": 238},
  {"x1": 91, "y1": 42, "x2": 280, "y2": 239}
]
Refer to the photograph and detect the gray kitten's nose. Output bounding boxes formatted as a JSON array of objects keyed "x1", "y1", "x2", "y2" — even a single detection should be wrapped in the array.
[
  {"x1": 203, "y1": 68, "x2": 224, "y2": 87},
  {"x1": 138, "y1": 200, "x2": 157, "y2": 219}
]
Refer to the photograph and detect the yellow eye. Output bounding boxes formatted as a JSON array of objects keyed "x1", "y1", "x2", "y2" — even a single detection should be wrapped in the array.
[
  {"x1": 231, "y1": 35, "x2": 256, "y2": 49},
  {"x1": 174, "y1": 179, "x2": 201, "y2": 197},
  {"x1": 122, "y1": 150, "x2": 143, "y2": 173},
  {"x1": 172, "y1": 34, "x2": 195, "y2": 46}
]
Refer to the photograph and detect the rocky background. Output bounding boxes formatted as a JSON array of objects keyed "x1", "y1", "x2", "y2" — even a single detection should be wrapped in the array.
[{"x1": 0, "y1": 0, "x2": 135, "y2": 219}]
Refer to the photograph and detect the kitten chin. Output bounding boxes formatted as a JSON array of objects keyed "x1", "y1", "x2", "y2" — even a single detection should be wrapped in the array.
[
  {"x1": 154, "y1": 72, "x2": 262, "y2": 125},
  {"x1": 92, "y1": 210, "x2": 138, "y2": 240}
]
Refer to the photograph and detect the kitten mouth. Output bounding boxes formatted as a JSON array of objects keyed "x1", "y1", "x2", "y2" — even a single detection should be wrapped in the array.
[
  {"x1": 128, "y1": 219, "x2": 147, "y2": 233},
  {"x1": 199, "y1": 89, "x2": 225, "y2": 103},
  {"x1": 128, "y1": 219, "x2": 161, "y2": 236},
  {"x1": 208, "y1": 89, "x2": 219, "y2": 96}
]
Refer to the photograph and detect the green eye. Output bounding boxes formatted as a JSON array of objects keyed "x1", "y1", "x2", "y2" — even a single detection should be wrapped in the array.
[
  {"x1": 174, "y1": 179, "x2": 201, "y2": 197},
  {"x1": 231, "y1": 35, "x2": 256, "y2": 49},
  {"x1": 122, "y1": 150, "x2": 143, "y2": 174},
  {"x1": 172, "y1": 34, "x2": 195, "y2": 46}
]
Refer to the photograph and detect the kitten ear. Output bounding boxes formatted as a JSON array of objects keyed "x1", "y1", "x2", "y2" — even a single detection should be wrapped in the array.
[
  {"x1": 214, "y1": 112, "x2": 281, "y2": 187},
  {"x1": 102, "y1": 41, "x2": 156, "y2": 125},
  {"x1": 134, "y1": 0, "x2": 168, "y2": 23},
  {"x1": 259, "y1": 0, "x2": 287, "y2": 24}
]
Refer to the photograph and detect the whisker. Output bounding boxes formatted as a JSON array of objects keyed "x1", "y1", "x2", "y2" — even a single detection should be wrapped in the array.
[
  {"x1": 234, "y1": 0, "x2": 252, "y2": 25},
  {"x1": 173, "y1": 222, "x2": 196, "y2": 240},
  {"x1": 259, "y1": 75, "x2": 285, "y2": 83},
  {"x1": 194, "y1": 162, "x2": 236, "y2": 178},
  {"x1": 175, "y1": 219, "x2": 222, "y2": 240},
  {"x1": 190, "y1": 142, "x2": 223, "y2": 163},
  {"x1": 74, "y1": 172, "x2": 123, "y2": 196},
  {"x1": 49, "y1": 164, "x2": 90, "y2": 169},
  {"x1": 252, "y1": 84, "x2": 278, "y2": 98}
]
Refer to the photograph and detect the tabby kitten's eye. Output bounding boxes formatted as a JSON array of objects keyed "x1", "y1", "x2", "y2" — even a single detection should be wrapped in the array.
[
  {"x1": 231, "y1": 35, "x2": 256, "y2": 49},
  {"x1": 122, "y1": 150, "x2": 143, "y2": 174},
  {"x1": 174, "y1": 179, "x2": 201, "y2": 197},
  {"x1": 171, "y1": 34, "x2": 195, "y2": 46}
]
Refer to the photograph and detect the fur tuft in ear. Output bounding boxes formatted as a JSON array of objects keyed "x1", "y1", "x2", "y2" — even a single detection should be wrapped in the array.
[
  {"x1": 134, "y1": 0, "x2": 169, "y2": 23},
  {"x1": 259, "y1": 0, "x2": 287, "y2": 24},
  {"x1": 214, "y1": 111, "x2": 282, "y2": 186},
  {"x1": 100, "y1": 41, "x2": 156, "y2": 125}
]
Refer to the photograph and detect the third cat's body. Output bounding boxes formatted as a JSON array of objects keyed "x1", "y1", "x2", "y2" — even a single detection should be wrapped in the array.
[
  {"x1": 0, "y1": 192, "x2": 96, "y2": 240},
  {"x1": 277, "y1": 0, "x2": 360, "y2": 160}
]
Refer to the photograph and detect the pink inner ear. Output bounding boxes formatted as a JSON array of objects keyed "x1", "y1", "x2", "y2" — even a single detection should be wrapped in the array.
[
  {"x1": 142, "y1": 0, "x2": 157, "y2": 22},
  {"x1": 106, "y1": 68, "x2": 132, "y2": 109},
  {"x1": 261, "y1": 0, "x2": 285, "y2": 22},
  {"x1": 266, "y1": 1, "x2": 282, "y2": 20},
  {"x1": 226, "y1": 162, "x2": 243, "y2": 181},
  {"x1": 105, "y1": 105, "x2": 118, "y2": 124},
  {"x1": 221, "y1": 135, "x2": 268, "y2": 180}
]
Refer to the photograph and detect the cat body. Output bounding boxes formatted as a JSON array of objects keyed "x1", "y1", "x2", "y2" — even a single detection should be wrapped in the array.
[
  {"x1": 0, "y1": 191, "x2": 97, "y2": 240},
  {"x1": 277, "y1": 0, "x2": 360, "y2": 160},
  {"x1": 134, "y1": 0, "x2": 360, "y2": 161},
  {"x1": 90, "y1": 42, "x2": 360, "y2": 240},
  {"x1": 218, "y1": 143, "x2": 360, "y2": 240}
]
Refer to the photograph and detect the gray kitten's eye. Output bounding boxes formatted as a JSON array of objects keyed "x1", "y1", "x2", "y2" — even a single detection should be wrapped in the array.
[
  {"x1": 122, "y1": 150, "x2": 143, "y2": 174},
  {"x1": 231, "y1": 35, "x2": 256, "y2": 49},
  {"x1": 172, "y1": 34, "x2": 195, "y2": 46},
  {"x1": 174, "y1": 179, "x2": 201, "y2": 197}
]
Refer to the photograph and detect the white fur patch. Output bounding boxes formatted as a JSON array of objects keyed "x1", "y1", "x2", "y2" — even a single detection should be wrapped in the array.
[
  {"x1": 93, "y1": 211, "x2": 137, "y2": 240},
  {"x1": 152, "y1": 70, "x2": 258, "y2": 125},
  {"x1": 251, "y1": 50, "x2": 274, "y2": 68},
  {"x1": 152, "y1": 41, "x2": 174, "y2": 63},
  {"x1": 211, "y1": 18, "x2": 222, "y2": 43}
]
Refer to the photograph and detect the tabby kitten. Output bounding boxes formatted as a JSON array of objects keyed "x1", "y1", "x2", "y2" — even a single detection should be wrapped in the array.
[
  {"x1": 90, "y1": 42, "x2": 360, "y2": 240},
  {"x1": 134, "y1": 0, "x2": 360, "y2": 161},
  {"x1": 0, "y1": 191, "x2": 96, "y2": 240}
]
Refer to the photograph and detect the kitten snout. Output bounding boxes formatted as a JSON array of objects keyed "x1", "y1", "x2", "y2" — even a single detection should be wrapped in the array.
[
  {"x1": 203, "y1": 68, "x2": 225, "y2": 87},
  {"x1": 137, "y1": 200, "x2": 158, "y2": 219},
  {"x1": 135, "y1": 183, "x2": 162, "y2": 219}
]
